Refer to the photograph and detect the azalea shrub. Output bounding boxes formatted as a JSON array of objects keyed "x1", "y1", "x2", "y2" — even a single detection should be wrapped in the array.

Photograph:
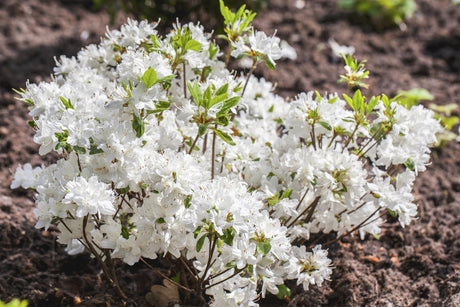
[{"x1": 12, "y1": 1, "x2": 442, "y2": 305}]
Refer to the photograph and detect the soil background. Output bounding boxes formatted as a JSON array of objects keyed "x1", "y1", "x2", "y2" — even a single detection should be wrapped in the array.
[{"x1": 1, "y1": 0, "x2": 460, "y2": 306}]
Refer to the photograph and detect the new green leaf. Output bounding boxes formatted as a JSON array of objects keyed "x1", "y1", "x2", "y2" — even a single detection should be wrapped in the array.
[
  {"x1": 142, "y1": 67, "x2": 157, "y2": 88},
  {"x1": 256, "y1": 241, "x2": 271, "y2": 255},
  {"x1": 59, "y1": 96, "x2": 74, "y2": 110},
  {"x1": 212, "y1": 128, "x2": 236, "y2": 145},
  {"x1": 132, "y1": 114, "x2": 145, "y2": 138},
  {"x1": 196, "y1": 235, "x2": 206, "y2": 252}
]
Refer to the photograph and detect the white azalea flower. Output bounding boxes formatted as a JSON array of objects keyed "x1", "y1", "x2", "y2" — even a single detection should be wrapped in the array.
[{"x1": 63, "y1": 176, "x2": 116, "y2": 217}]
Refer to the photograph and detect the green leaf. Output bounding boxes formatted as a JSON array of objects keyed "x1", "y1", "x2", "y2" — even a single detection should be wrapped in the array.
[
  {"x1": 234, "y1": 4, "x2": 246, "y2": 21},
  {"x1": 121, "y1": 81, "x2": 132, "y2": 97},
  {"x1": 90, "y1": 145, "x2": 104, "y2": 155},
  {"x1": 276, "y1": 284, "x2": 292, "y2": 300},
  {"x1": 142, "y1": 67, "x2": 157, "y2": 88},
  {"x1": 352, "y1": 89, "x2": 363, "y2": 112},
  {"x1": 132, "y1": 114, "x2": 145, "y2": 138},
  {"x1": 218, "y1": 96, "x2": 241, "y2": 115},
  {"x1": 208, "y1": 43, "x2": 219, "y2": 60},
  {"x1": 156, "y1": 74, "x2": 177, "y2": 84},
  {"x1": 1, "y1": 299, "x2": 28, "y2": 307},
  {"x1": 24, "y1": 99, "x2": 34, "y2": 105},
  {"x1": 367, "y1": 96, "x2": 380, "y2": 114},
  {"x1": 225, "y1": 261, "x2": 237, "y2": 269},
  {"x1": 429, "y1": 103, "x2": 458, "y2": 116},
  {"x1": 203, "y1": 86, "x2": 212, "y2": 109},
  {"x1": 219, "y1": 0, "x2": 235, "y2": 23},
  {"x1": 399, "y1": 88, "x2": 434, "y2": 101},
  {"x1": 381, "y1": 94, "x2": 391, "y2": 109},
  {"x1": 210, "y1": 93, "x2": 228, "y2": 108},
  {"x1": 155, "y1": 217, "x2": 166, "y2": 224},
  {"x1": 264, "y1": 58, "x2": 276, "y2": 70},
  {"x1": 221, "y1": 227, "x2": 236, "y2": 246},
  {"x1": 439, "y1": 115, "x2": 459, "y2": 130},
  {"x1": 146, "y1": 100, "x2": 171, "y2": 114},
  {"x1": 388, "y1": 208, "x2": 398, "y2": 217},
  {"x1": 184, "y1": 39, "x2": 202, "y2": 51},
  {"x1": 281, "y1": 189, "x2": 293, "y2": 199},
  {"x1": 55, "y1": 130, "x2": 69, "y2": 142},
  {"x1": 121, "y1": 224, "x2": 130, "y2": 239},
  {"x1": 187, "y1": 81, "x2": 202, "y2": 106},
  {"x1": 55, "y1": 141, "x2": 70, "y2": 151},
  {"x1": 196, "y1": 235, "x2": 206, "y2": 252},
  {"x1": 212, "y1": 128, "x2": 235, "y2": 145},
  {"x1": 73, "y1": 145, "x2": 86, "y2": 154},
  {"x1": 59, "y1": 96, "x2": 74, "y2": 110},
  {"x1": 319, "y1": 121, "x2": 332, "y2": 131},
  {"x1": 150, "y1": 34, "x2": 161, "y2": 49},
  {"x1": 233, "y1": 82, "x2": 243, "y2": 93},
  {"x1": 184, "y1": 195, "x2": 192, "y2": 208},
  {"x1": 12, "y1": 88, "x2": 25, "y2": 95},
  {"x1": 215, "y1": 83, "x2": 229, "y2": 96},
  {"x1": 193, "y1": 226, "x2": 202, "y2": 238},
  {"x1": 119, "y1": 186, "x2": 130, "y2": 194},
  {"x1": 198, "y1": 124, "x2": 207, "y2": 136},
  {"x1": 343, "y1": 94, "x2": 355, "y2": 111},
  {"x1": 404, "y1": 158, "x2": 415, "y2": 171},
  {"x1": 217, "y1": 115, "x2": 230, "y2": 126},
  {"x1": 256, "y1": 241, "x2": 271, "y2": 255}
]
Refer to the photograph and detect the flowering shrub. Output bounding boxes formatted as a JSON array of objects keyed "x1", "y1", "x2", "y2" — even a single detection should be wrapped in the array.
[{"x1": 12, "y1": 1, "x2": 442, "y2": 305}]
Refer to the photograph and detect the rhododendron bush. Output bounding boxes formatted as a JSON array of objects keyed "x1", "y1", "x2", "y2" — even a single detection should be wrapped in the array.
[{"x1": 12, "y1": 1, "x2": 442, "y2": 305}]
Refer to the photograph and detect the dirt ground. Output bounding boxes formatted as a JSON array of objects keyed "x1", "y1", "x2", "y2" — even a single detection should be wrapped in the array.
[{"x1": 1, "y1": 0, "x2": 460, "y2": 306}]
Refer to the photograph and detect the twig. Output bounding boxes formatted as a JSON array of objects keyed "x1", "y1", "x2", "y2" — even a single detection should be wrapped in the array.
[
  {"x1": 323, "y1": 206, "x2": 381, "y2": 247},
  {"x1": 140, "y1": 257, "x2": 194, "y2": 293},
  {"x1": 211, "y1": 124, "x2": 217, "y2": 180},
  {"x1": 205, "y1": 265, "x2": 247, "y2": 290},
  {"x1": 286, "y1": 196, "x2": 321, "y2": 228},
  {"x1": 188, "y1": 132, "x2": 200, "y2": 154}
]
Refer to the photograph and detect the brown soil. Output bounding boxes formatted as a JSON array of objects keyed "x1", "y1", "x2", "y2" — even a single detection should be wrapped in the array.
[{"x1": 1, "y1": 0, "x2": 459, "y2": 306}]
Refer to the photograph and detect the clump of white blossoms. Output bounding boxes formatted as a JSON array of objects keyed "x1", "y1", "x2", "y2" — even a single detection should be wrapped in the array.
[{"x1": 12, "y1": 1, "x2": 442, "y2": 305}]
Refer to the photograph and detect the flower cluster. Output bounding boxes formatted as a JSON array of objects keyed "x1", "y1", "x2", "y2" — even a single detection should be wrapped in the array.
[{"x1": 12, "y1": 2, "x2": 442, "y2": 305}]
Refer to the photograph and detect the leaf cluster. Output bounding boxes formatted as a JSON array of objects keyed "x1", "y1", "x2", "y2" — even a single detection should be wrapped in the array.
[
  {"x1": 0, "y1": 299, "x2": 28, "y2": 307},
  {"x1": 338, "y1": 0, "x2": 417, "y2": 29},
  {"x1": 188, "y1": 81, "x2": 242, "y2": 145},
  {"x1": 338, "y1": 54, "x2": 369, "y2": 90},
  {"x1": 219, "y1": 0, "x2": 257, "y2": 41}
]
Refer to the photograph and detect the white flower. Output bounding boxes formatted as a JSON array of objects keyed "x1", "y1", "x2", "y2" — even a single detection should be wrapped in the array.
[
  {"x1": 290, "y1": 245, "x2": 332, "y2": 290},
  {"x1": 249, "y1": 30, "x2": 283, "y2": 64},
  {"x1": 328, "y1": 38, "x2": 355, "y2": 58},
  {"x1": 63, "y1": 176, "x2": 116, "y2": 217},
  {"x1": 11, "y1": 163, "x2": 42, "y2": 189}
]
